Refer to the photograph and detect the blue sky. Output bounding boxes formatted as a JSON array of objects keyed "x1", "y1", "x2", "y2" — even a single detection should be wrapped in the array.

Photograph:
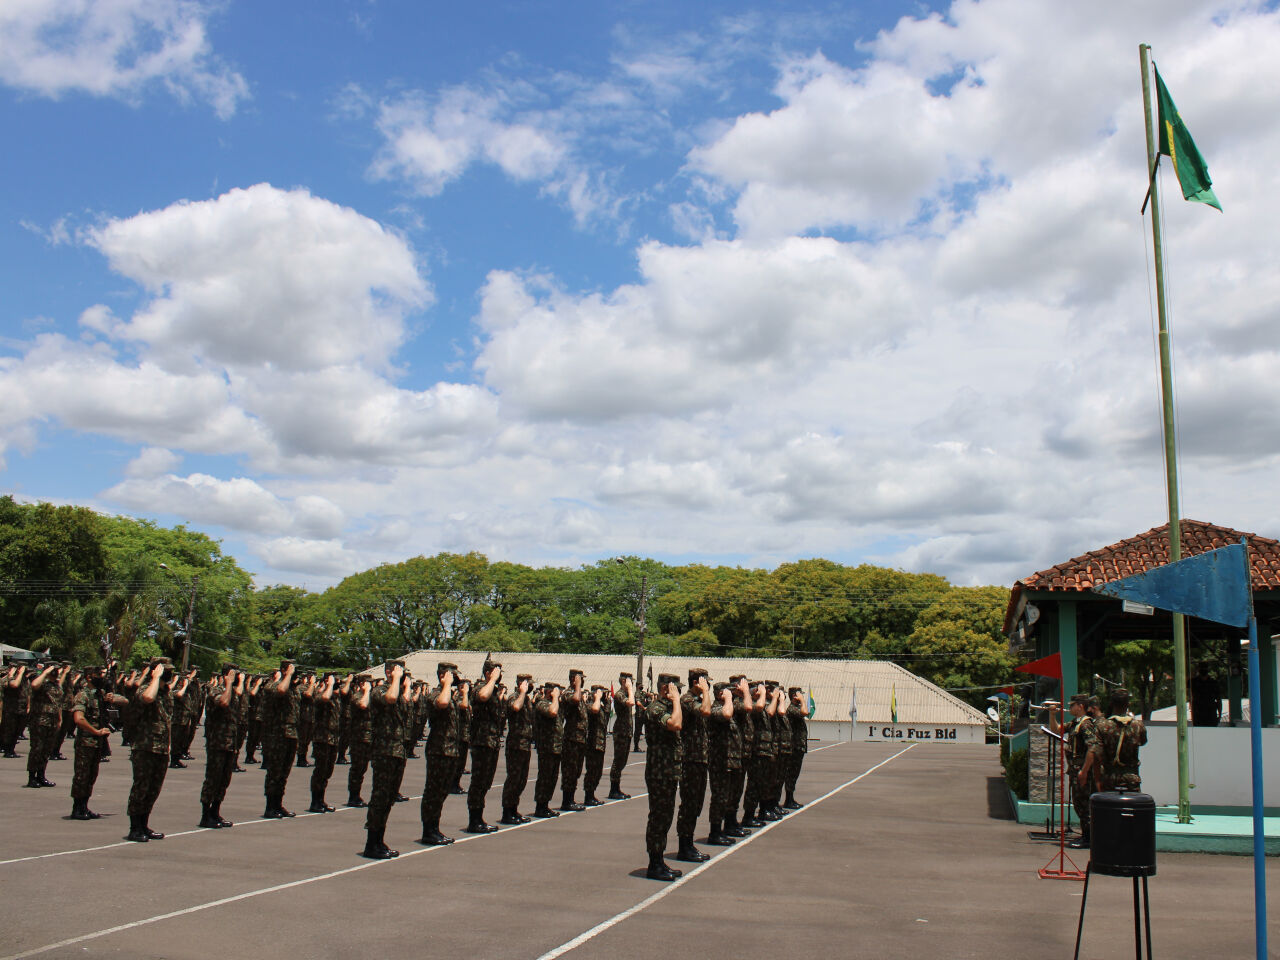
[{"x1": 3, "y1": 0, "x2": 1279, "y2": 590}]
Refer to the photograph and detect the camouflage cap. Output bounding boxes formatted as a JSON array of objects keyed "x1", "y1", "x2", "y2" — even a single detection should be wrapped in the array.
[
  {"x1": 713, "y1": 680, "x2": 731, "y2": 694},
  {"x1": 436, "y1": 661, "x2": 457, "y2": 673},
  {"x1": 387, "y1": 659, "x2": 406, "y2": 669},
  {"x1": 220, "y1": 662, "x2": 239, "y2": 674},
  {"x1": 568, "y1": 668, "x2": 584, "y2": 679},
  {"x1": 1068, "y1": 693, "x2": 1092, "y2": 707},
  {"x1": 688, "y1": 668, "x2": 709, "y2": 683},
  {"x1": 484, "y1": 661, "x2": 502, "y2": 672},
  {"x1": 619, "y1": 671, "x2": 633, "y2": 680},
  {"x1": 788, "y1": 686, "x2": 803, "y2": 696},
  {"x1": 279, "y1": 659, "x2": 295, "y2": 669},
  {"x1": 657, "y1": 672, "x2": 681, "y2": 688},
  {"x1": 729, "y1": 674, "x2": 746, "y2": 684}
]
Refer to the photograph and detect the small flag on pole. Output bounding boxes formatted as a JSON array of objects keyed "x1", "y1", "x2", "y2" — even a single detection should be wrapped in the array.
[
  {"x1": 1155, "y1": 65, "x2": 1222, "y2": 211},
  {"x1": 807, "y1": 688, "x2": 816, "y2": 719},
  {"x1": 890, "y1": 683, "x2": 898, "y2": 723}
]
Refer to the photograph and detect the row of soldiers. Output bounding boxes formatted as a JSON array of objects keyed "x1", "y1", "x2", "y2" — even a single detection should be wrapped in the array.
[
  {"x1": 1051, "y1": 688, "x2": 1147, "y2": 849},
  {"x1": 4, "y1": 658, "x2": 811, "y2": 875}
]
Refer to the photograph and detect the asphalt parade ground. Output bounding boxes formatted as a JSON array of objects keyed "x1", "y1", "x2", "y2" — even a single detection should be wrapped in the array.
[{"x1": 2, "y1": 739, "x2": 1275, "y2": 959}]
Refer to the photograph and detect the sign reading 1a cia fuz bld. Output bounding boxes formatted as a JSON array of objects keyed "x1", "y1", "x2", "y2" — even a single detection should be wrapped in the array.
[{"x1": 858, "y1": 723, "x2": 984, "y2": 743}]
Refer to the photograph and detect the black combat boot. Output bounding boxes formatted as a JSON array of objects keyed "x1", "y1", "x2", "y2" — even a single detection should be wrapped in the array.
[
  {"x1": 725, "y1": 814, "x2": 751, "y2": 837},
  {"x1": 560, "y1": 791, "x2": 584, "y2": 812},
  {"x1": 307, "y1": 791, "x2": 334, "y2": 813},
  {"x1": 532, "y1": 803, "x2": 559, "y2": 818},
  {"x1": 125, "y1": 815, "x2": 149, "y2": 842},
  {"x1": 783, "y1": 794, "x2": 803, "y2": 809},
  {"x1": 25, "y1": 771, "x2": 42, "y2": 788},
  {"x1": 645, "y1": 853, "x2": 682, "y2": 882},
  {"x1": 498, "y1": 807, "x2": 526, "y2": 825},
  {"x1": 346, "y1": 795, "x2": 367, "y2": 808},
  {"x1": 142, "y1": 819, "x2": 165, "y2": 840},
  {"x1": 418, "y1": 821, "x2": 454, "y2": 845},
  {"x1": 169, "y1": 757, "x2": 186, "y2": 769},
  {"x1": 379, "y1": 828, "x2": 399, "y2": 858},
  {"x1": 583, "y1": 792, "x2": 604, "y2": 806},
  {"x1": 213, "y1": 804, "x2": 234, "y2": 828},
  {"x1": 363, "y1": 828, "x2": 395, "y2": 859},
  {"x1": 759, "y1": 806, "x2": 780, "y2": 822},
  {"x1": 607, "y1": 784, "x2": 630, "y2": 800},
  {"x1": 1069, "y1": 827, "x2": 1090, "y2": 849},
  {"x1": 705, "y1": 820, "x2": 735, "y2": 846},
  {"x1": 70, "y1": 799, "x2": 92, "y2": 821},
  {"x1": 198, "y1": 804, "x2": 221, "y2": 828},
  {"x1": 675, "y1": 837, "x2": 709, "y2": 863},
  {"x1": 464, "y1": 811, "x2": 498, "y2": 834},
  {"x1": 36, "y1": 766, "x2": 56, "y2": 788}
]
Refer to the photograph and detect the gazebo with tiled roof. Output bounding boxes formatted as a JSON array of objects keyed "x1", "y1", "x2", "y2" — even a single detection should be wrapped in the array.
[{"x1": 1004, "y1": 519, "x2": 1280, "y2": 725}]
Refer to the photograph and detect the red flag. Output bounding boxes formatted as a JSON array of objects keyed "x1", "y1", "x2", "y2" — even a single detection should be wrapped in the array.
[
  {"x1": 1014, "y1": 652, "x2": 1062, "y2": 679},
  {"x1": 999, "y1": 685, "x2": 1015, "y2": 696}
]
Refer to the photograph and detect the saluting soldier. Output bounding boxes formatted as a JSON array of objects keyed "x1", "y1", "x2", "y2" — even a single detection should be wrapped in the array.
[
  {"x1": 608, "y1": 672, "x2": 635, "y2": 800},
  {"x1": 501, "y1": 673, "x2": 535, "y2": 824},
  {"x1": 560, "y1": 669, "x2": 588, "y2": 811},
  {"x1": 69, "y1": 665, "x2": 126, "y2": 820},
  {"x1": 741, "y1": 680, "x2": 771, "y2": 826},
  {"x1": 723, "y1": 676, "x2": 752, "y2": 837},
  {"x1": 25, "y1": 662, "x2": 69, "y2": 788},
  {"x1": 421, "y1": 662, "x2": 464, "y2": 845},
  {"x1": 244, "y1": 675, "x2": 264, "y2": 765},
  {"x1": 466, "y1": 661, "x2": 504, "y2": 833},
  {"x1": 362, "y1": 660, "x2": 406, "y2": 859},
  {"x1": 675, "y1": 668, "x2": 713, "y2": 862},
  {"x1": 346, "y1": 674, "x2": 373, "y2": 807},
  {"x1": 335, "y1": 674, "x2": 353, "y2": 765},
  {"x1": 295, "y1": 674, "x2": 315, "y2": 767},
  {"x1": 199, "y1": 664, "x2": 243, "y2": 828},
  {"x1": 2, "y1": 663, "x2": 28, "y2": 757},
  {"x1": 168, "y1": 670, "x2": 192, "y2": 768},
  {"x1": 768, "y1": 682, "x2": 791, "y2": 817},
  {"x1": 260, "y1": 660, "x2": 300, "y2": 819},
  {"x1": 784, "y1": 687, "x2": 809, "y2": 808},
  {"x1": 643, "y1": 673, "x2": 684, "y2": 881},
  {"x1": 179, "y1": 667, "x2": 204, "y2": 762},
  {"x1": 308, "y1": 673, "x2": 340, "y2": 812},
  {"x1": 532, "y1": 681, "x2": 564, "y2": 818},
  {"x1": 126, "y1": 658, "x2": 175, "y2": 842},
  {"x1": 582, "y1": 684, "x2": 610, "y2": 806},
  {"x1": 705, "y1": 679, "x2": 739, "y2": 846}
]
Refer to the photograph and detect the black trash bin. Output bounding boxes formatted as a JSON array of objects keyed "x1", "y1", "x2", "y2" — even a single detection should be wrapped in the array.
[{"x1": 1090, "y1": 791, "x2": 1156, "y2": 877}]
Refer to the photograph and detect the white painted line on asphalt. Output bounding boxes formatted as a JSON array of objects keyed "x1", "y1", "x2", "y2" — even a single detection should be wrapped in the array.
[
  {"x1": 0, "y1": 752, "x2": 653, "y2": 866},
  {"x1": 533, "y1": 742, "x2": 917, "y2": 960},
  {"x1": 0, "y1": 787, "x2": 648, "y2": 960}
]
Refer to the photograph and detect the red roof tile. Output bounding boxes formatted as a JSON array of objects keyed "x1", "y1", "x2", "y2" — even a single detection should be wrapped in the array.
[{"x1": 1004, "y1": 520, "x2": 1280, "y2": 633}]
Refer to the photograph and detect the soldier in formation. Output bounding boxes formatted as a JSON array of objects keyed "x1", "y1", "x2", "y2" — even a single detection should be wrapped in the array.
[
  {"x1": 1093, "y1": 688, "x2": 1146, "y2": 792},
  {"x1": 7, "y1": 658, "x2": 813, "y2": 874}
]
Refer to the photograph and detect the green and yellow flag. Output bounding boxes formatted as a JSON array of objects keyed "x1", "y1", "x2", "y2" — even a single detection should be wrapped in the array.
[
  {"x1": 890, "y1": 684, "x2": 898, "y2": 724},
  {"x1": 1155, "y1": 65, "x2": 1222, "y2": 211}
]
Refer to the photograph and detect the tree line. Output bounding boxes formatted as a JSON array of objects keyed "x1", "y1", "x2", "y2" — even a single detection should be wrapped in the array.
[{"x1": 1, "y1": 496, "x2": 1022, "y2": 707}]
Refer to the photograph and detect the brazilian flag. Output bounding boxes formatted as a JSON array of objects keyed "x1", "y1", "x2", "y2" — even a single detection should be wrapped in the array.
[
  {"x1": 890, "y1": 684, "x2": 898, "y2": 724},
  {"x1": 1155, "y1": 65, "x2": 1222, "y2": 211},
  {"x1": 807, "y1": 688, "x2": 816, "y2": 719}
]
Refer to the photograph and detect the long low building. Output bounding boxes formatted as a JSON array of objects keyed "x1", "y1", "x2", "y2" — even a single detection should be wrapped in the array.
[{"x1": 386, "y1": 651, "x2": 990, "y2": 743}]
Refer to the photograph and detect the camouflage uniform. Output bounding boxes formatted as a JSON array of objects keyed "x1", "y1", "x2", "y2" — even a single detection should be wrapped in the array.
[
  {"x1": 2, "y1": 667, "x2": 26, "y2": 756},
  {"x1": 726, "y1": 685, "x2": 751, "y2": 831},
  {"x1": 784, "y1": 693, "x2": 809, "y2": 806},
  {"x1": 70, "y1": 683, "x2": 108, "y2": 808},
  {"x1": 770, "y1": 692, "x2": 792, "y2": 811},
  {"x1": 609, "y1": 678, "x2": 634, "y2": 797},
  {"x1": 421, "y1": 669, "x2": 462, "y2": 838},
  {"x1": 347, "y1": 684, "x2": 373, "y2": 805},
  {"x1": 1066, "y1": 708, "x2": 1101, "y2": 839},
  {"x1": 260, "y1": 672, "x2": 300, "y2": 814},
  {"x1": 560, "y1": 674, "x2": 588, "y2": 809},
  {"x1": 743, "y1": 691, "x2": 775, "y2": 823},
  {"x1": 582, "y1": 686, "x2": 611, "y2": 804},
  {"x1": 706, "y1": 682, "x2": 742, "y2": 841},
  {"x1": 533, "y1": 687, "x2": 564, "y2": 814},
  {"x1": 309, "y1": 688, "x2": 340, "y2": 810},
  {"x1": 467, "y1": 673, "x2": 504, "y2": 829},
  {"x1": 25, "y1": 668, "x2": 65, "y2": 786},
  {"x1": 295, "y1": 683, "x2": 314, "y2": 767},
  {"x1": 502, "y1": 677, "x2": 535, "y2": 820},
  {"x1": 127, "y1": 670, "x2": 173, "y2": 837},
  {"x1": 335, "y1": 683, "x2": 351, "y2": 764},
  {"x1": 676, "y1": 672, "x2": 711, "y2": 853},
  {"x1": 244, "y1": 681, "x2": 264, "y2": 763},
  {"x1": 169, "y1": 681, "x2": 192, "y2": 767},
  {"x1": 1095, "y1": 713, "x2": 1146, "y2": 792},
  {"x1": 452, "y1": 685, "x2": 471, "y2": 793},
  {"x1": 365, "y1": 677, "x2": 407, "y2": 854},
  {"x1": 199, "y1": 677, "x2": 238, "y2": 824},
  {"x1": 644, "y1": 680, "x2": 683, "y2": 866}
]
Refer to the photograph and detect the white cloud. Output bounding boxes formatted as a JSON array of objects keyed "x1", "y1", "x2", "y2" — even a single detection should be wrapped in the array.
[
  {"x1": 125, "y1": 447, "x2": 182, "y2": 478},
  {"x1": 86, "y1": 184, "x2": 430, "y2": 372},
  {"x1": 104, "y1": 473, "x2": 345, "y2": 540},
  {"x1": 0, "y1": 0, "x2": 248, "y2": 117}
]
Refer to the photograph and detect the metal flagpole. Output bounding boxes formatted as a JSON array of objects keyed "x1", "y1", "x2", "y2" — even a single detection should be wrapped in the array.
[
  {"x1": 1241, "y1": 539, "x2": 1269, "y2": 960},
  {"x1": 1139, "y1": 42, "x2": 1192, "y2": 824}
]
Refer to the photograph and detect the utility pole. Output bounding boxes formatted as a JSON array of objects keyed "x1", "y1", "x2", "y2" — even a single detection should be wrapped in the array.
[
  {"x1": 181, "y1": 575, "x2": 199, "y2": 672},
  {"x1": 636, "y1": 574, "x2": 648, "y2": 690}
]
